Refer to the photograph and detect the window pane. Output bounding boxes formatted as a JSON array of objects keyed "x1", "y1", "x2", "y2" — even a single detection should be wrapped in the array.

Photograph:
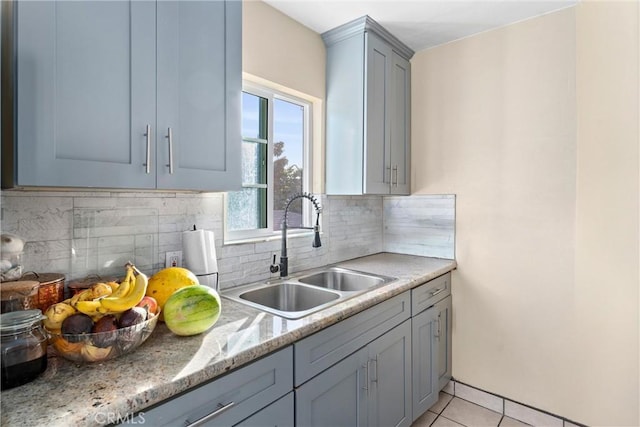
[
  {"x1": 242, "y1": 92, "x2": 267, "y2": 139},
  {"x1": 227, "y1": 187, "x2": 267, "y2": 231},
  {"x1": 241, "y1": 141, "x2": 267, "y2": 185},
  {"x1": 273, "y1": 98, "x2": 304, "y2": 231}
]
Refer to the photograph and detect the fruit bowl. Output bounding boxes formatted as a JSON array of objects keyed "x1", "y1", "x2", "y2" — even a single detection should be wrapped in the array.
[{"x1": 47, "y1": 309, "x2": 160, "y2": 363}]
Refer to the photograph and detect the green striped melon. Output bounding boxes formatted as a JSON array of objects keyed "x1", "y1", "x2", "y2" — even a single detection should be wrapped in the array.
[{"x1": 163, "y1": 285, "x2": 221, "y2": 336}]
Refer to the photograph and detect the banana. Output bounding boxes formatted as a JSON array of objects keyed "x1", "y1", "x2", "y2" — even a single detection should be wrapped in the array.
[
  {"x1": 44, "y1": 302, "x2": 77, "y2": 330},
  {"x1": 106, "y1": 281, "x2": 120, "y2": 292},
  {"x1": 70, "y1": 288, "x2": 94, "y2": 307},
  {"x1": 107, "y1": 266, "x2": 134, "y2": 299},
  {"x1": 99, "y1": 263, "x2": 148, "y2": 312},
  {"x1": 89, "y1": 282, "x2": 113, "y2": 299},
  {"x1": 75, "y1": 300, "x2": 110, "y2": 316}
]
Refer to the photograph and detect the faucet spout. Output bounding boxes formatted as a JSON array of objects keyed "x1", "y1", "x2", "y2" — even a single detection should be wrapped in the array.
[{"x1": 279, "y1": 192, "x2": 322, "y2": 278}]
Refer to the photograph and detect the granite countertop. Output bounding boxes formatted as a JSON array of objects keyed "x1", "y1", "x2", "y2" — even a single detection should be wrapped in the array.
[{"x1": 0, "y1": 253, "x2": 456, "y2": 427}]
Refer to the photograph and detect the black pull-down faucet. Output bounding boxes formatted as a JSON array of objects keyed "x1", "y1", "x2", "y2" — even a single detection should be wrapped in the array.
[{"x1": 270, "y1": 192, "x2": 322, "y2": 277}]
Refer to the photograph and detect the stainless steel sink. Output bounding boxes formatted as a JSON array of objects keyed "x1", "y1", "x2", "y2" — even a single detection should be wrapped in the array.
[
  {"x1": 297, "y1": 267, "x2": 394, "y2": 292},
  {"x1": 239, "y1": 282, "x2": 340, "y2": 313},
  {"x1": 223, "y1": 267, "x2": 396, "y2": 319}
]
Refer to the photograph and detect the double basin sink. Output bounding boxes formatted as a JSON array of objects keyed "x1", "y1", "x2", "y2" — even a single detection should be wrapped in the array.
[{"x1": 223, "y1": 267, "x2": 396, "y2": 319}]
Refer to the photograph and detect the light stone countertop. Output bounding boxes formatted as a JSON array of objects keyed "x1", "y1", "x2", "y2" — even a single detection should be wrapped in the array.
[{"x1": 0, "y1": 253, "x2": 456, "y2": 427}]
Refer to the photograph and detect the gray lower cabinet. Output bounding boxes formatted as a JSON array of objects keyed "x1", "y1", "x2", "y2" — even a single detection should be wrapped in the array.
[
  {"x1": 295, "y1": 292, "x2": 413, "y2": 427},
  {"x1": 296, "y1": 347, "x2": 369, "y2": 427},
  {"x1": 122, "y1": 346, "x2": 293, "y2": 426},
  {"x1": 5, "y1": 0, "x2": 240, "y2": 191},
  {"x1": 367, "y1": 319, "x2": 413, "y2": 427},
  {"x1": 411, "y1": 278, "x2": 453, "y2": 421},
  {"x1": 296, "y1": 320, "x2": 412, "y2": 427},
  {"x1": 322, "y1": 16, "x2": 413, "y2": 195}
]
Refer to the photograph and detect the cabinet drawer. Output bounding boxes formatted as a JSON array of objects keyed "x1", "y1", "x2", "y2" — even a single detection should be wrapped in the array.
[
  {"x1": 411, "y1": 273, "x2": 451, "y2": 315},
  {"x1": 128, "y1": 346, "x2": 293, "y2": 426},
  {"x1": 294, "y1": 291, "x2": 411, "y2": 386},
  {"x1": 235, "y1": 392, "x2": 294, "y2": 427}
]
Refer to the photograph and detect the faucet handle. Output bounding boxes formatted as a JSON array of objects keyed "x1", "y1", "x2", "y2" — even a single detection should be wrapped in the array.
[{"x1": 270, "y1": 254, "x2": 280, "y2": 273}]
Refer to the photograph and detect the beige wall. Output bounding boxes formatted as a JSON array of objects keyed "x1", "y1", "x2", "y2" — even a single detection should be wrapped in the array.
[
  {"x1": 242, "y1": 0, "x2": 326, "y2": 192},
  {"x1": 243, "y1": 0, "x2": 325, "y2": 100},
  {"x1": 574, "y1": 1, "x2": 639, "y2": 424},
  {"x1": 412, "y1": 3, "x2": 638, "y2": 426}
]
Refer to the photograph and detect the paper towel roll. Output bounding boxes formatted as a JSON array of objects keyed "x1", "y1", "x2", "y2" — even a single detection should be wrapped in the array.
[{"x1": 182, "y1": 229, "x2": 218, "y2": 276}]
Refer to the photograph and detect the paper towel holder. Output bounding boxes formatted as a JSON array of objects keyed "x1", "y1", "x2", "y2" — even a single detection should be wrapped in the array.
[{"x1": 182, "y1": 225, "x2": 220, "y2": 293}]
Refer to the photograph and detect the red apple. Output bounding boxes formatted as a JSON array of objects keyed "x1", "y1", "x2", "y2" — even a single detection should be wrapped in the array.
[{"x1": 136, "y1": 296, "x2": 159, "y2": 316}]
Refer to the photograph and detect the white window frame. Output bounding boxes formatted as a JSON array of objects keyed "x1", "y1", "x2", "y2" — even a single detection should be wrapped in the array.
[{"x1": 224, "y1": 82, "x2": 313, "y2": 243}]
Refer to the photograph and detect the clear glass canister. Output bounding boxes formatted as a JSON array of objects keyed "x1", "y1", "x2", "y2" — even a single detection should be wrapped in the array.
[{"x1": 1, "y1": 309, "x2": 48, "y2": 389}]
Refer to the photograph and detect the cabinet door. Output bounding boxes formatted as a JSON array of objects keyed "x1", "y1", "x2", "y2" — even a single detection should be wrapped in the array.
[
  {"x1": 369, "y1": 319, "x2": 412, "y2": 427},
  {"x1": 363, "y1": 32, "x2": 392, "y2": 195},
  {"x1": 156, "y1": 0, "x2": 241, "y2": 191},
  {"x1": 435, "y1": 295, "x2": 453, "y2": 390},
  {"x1": 296, "y1": 347, "x2": 369, "y2": 427},
  {"x1": 235, "y1": 392, "x2": 294, "y2": 427},
  {"x1": 15, "y1": 1, "x2": 156, "y2": 188},
  {"x1": 389, "y1": 52, "x2": 411, "y2": 195},
  {"x1": 412, "y1": 306, "x2": 439, "y2": 420},
  {"x1": 295, "y1": 291, "x2": 410, "y2": 386}
]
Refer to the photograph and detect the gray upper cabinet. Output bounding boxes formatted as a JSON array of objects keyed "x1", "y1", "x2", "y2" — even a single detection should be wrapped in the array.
[
  {"x1": 5, "y1": 0, "x2": 241, "y2": 191},
  {"x1": 156, "y1": 1, "x2": 241, "y2": 191},
  {"x1": 322, "y1": 16, "x2": 413, "y2": 195}
]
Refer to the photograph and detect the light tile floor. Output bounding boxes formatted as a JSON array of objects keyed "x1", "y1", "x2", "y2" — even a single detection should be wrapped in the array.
[{"x1": 412, "y1": 392, "x2": 532, "y2": 427}]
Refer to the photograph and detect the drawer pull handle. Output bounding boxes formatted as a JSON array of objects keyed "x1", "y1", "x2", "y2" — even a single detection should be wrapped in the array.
[
  {"x1": 143, "y1": 124, "x2": 151, "y2": 174},
  {"x1": 185, "y1": 401, "x2": 235, "y2": 427},
  {"x1": 429, "y1": 288, "x2": 444, "y2": 297}
]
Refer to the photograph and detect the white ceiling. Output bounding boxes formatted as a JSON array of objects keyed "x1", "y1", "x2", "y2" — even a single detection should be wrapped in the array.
[{"x1": 262, "y1": 0, "x2": 578, "y2": 52}]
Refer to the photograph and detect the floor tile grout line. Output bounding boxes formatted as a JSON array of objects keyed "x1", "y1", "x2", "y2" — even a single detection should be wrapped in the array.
[
  {"x1": 432, "y1": 413, "x2": 471, "y2": 427},
  {"x1": 450, "y1": 395, "x2": 503, "y2": 416},
  {"x1": 452, "y1": 379, "x2": 583, "y2": 426},
  {"x1": 437, "y1": 396, "x2": 505, "y2": 427},
  {"x1": 441, "y1": 392, "x2": 455, "y2": 414}
]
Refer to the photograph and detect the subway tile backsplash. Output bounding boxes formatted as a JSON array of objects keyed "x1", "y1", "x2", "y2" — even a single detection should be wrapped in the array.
[{"x1": 1, "y1": 190, "x2": 455, "y2": 289}]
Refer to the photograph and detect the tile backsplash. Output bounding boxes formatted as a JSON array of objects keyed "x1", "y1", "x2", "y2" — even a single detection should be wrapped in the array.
[
  {"x1": 383, "y1": 194, "x2": 455, "y2": 259},
  {"x1": 1, "y1": 190, "x2": 454, "y2": 289}
]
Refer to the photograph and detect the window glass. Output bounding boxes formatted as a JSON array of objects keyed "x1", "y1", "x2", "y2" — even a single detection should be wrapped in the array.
[
  {"x1": 226, "y1": 85, "x2": 311, "y2": 241},
  {"x1": 227, "y1": 187, "x2": 266, "y2": 231},
  {"x1": 273, "y1": 98, "x2": 304, "y2": 230}
]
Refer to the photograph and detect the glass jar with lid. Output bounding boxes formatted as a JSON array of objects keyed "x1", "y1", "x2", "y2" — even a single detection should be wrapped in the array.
[{"x1": 1, "y1": 309, "x2": 48, "y2": 389}]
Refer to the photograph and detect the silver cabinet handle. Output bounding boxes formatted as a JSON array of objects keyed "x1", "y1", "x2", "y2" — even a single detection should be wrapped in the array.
[
  {"x1": 166, "y1": 127, "x2": 174, "y2": 174},
  {"x1": 429, "y1": 288, "x2": 444, "y2": 298},
  {"x1": 370, "y1": 356, "x2": 378, "y2": 384},
  {"x1": 185, "y1": 401, "x2": 235, "y2": 427},
  {"x1": 392, "y1": 165, "x2": 398, "y2": 187},
  {"x1": 362, "y1": 363, "x2": 369, "y2": 396},
  {"x1": 144, "y1": 125, "x2": 151, "y2": 174},
  {"x1": 435, "y1": 313, "x2": 442, "y2": 340}
]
